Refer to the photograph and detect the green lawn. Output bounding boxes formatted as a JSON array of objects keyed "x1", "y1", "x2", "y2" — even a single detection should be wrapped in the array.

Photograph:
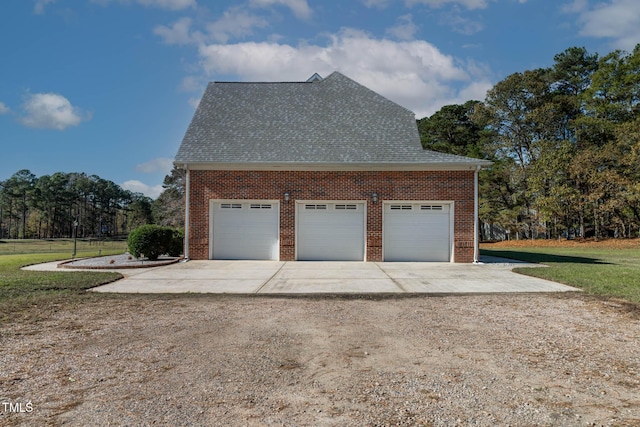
[
  {"x1": 0, "y1": 244, "x2": 125, "y2": 323},
  {"x1": 481, "y1": 246, "x2": 640, "y2": 304},
  {"x1": 0, "y1": 238, "x2": 127, "y2": 256}
]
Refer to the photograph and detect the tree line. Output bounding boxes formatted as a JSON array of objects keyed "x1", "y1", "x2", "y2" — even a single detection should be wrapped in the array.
[
  {"x1": 0, "y1": 168, "x2": 184, "y2": 239},
  {"x1": 4, "y1": 44, "x2": 638, "y2": 242},
  {"x1": 419, "y1": 45, "x2": 640, "y2": 240}
]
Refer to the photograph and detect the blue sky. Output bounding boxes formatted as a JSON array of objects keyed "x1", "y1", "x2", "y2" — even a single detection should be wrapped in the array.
[{"x1": 1, "y1": 0, "x2": 639, "y2": 198}]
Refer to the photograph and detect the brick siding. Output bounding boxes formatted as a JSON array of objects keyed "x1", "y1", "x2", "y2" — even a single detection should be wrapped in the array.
[{"x1": 187, "y1": 170, "x2": 476, "y2": 262}]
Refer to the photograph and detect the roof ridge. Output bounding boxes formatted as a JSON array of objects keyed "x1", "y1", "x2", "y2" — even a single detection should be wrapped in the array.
[{"x1": 213, "y1": 80, "x2": 312, "y2": 84}]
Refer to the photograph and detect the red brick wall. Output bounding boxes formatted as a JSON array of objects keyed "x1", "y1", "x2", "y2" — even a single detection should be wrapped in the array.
[{"x1": 187, "y1": 170, "x2": 476, "y2": 262}]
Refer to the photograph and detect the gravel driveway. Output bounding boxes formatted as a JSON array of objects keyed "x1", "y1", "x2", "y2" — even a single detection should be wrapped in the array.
[{"x1": 1, "y1": 294, "x2": 639, "y2": 426}]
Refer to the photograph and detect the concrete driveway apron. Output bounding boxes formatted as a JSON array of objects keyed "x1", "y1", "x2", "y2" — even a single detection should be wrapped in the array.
[{"x1": 89, "y1": 257, "x2": 578, "y2": 294}]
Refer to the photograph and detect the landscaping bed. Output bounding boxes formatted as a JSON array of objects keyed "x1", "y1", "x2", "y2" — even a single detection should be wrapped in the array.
[{"x1": 59, "y1": 253, "x2": 181, "y2": 269}]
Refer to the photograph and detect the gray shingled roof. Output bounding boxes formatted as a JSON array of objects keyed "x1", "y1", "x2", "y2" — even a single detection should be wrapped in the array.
[{"x1": 175, "y1": 72, "x2": 489, "y2": 166}]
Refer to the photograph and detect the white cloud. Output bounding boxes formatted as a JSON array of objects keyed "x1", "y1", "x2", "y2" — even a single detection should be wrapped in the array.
[
  {"x1": 386, "y1": 14, "x2": 419, "y2": 40},
  {"x1": 0, "y1": 102, "x2": 10, "y2": 115},
  {"x1": 562, "y1": 0, "x2": 588, "y2": 14},
  {"x1": 20, "y1": 93, "x2": 89, "y2": 130},
  {"x1": 197, "y1": 29, "x2": 492, "y2": 117},
  {"x1": 456, "y1": 80, "x2": 492, "y2": 103},
  {"x1": 567, "y1": 0, "x2": 640, "y2": 50},
  {"x1": 91, "y1": 0, "x2": 196, "y2": 10},
  {"x1": 135, "y1": 157, "x2": 174, "y2": 174},
  {"x1": 154, "y1": 17, "x2": 197, "y2": 45},
  {"x1": 441, "y1": 10, "x2": 485, "y2": 34},
  {"x1": 249, "y1": 0, "x2": 313, "y2": 19},
  {"x1": 34, "y1": 0, "x2": 55, "y2": 14},
  {"x1": 362, "y1": 0, "x2": 394, "y2": 8},
  {"x1": 364, "y1": 0, "x2": 491, "y2": 8},
  {"x1": 121, "y1": 180, "x2": 164, "y2": 199},
  {"x1": 179, "y1": 77, "x2": 206, "y2": 107},
  {"x1": 181, "y1": 75, "x2": 202, "y2": 92},
  {"x1": 406, "y1": 0, "x2": 491, "y2": 10},
  {"x1": 368, "y1": 0, "x2": 490, "y2": 34},
  {"x1": 206, "y1": 7, "x2": 269, "y2": 43},
  {"x1": 137, "y1": 0, "x2": 195, "y2": 8},
  {"x1": 155, "y1": 9, "x2": 269, "y2": 46}
]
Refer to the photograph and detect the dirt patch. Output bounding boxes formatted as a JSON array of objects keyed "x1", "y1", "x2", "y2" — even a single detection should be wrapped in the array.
[
  {"x1": 482, "y1": 238, "x2": 640, "y2": 250},
  {"x1": 1, "y1": 294, "x2": 639, "y2": 426}
]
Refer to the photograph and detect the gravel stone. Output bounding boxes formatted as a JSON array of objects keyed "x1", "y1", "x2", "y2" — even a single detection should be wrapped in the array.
[
  {"x1": 0, "y1": 294, "x2": 639, "y2": 426},
  {"x1": 59, "y1": 253, "x2": 180, "y2": 269}
]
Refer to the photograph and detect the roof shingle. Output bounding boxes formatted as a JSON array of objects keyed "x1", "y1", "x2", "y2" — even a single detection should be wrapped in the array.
[{"x1": 174, "y1": 72, "x2": 489, "y2": 167}]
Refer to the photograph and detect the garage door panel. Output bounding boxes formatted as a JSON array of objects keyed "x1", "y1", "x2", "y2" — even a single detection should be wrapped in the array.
[
  {"x1": 385, "y1": 215, "x2": 450, "y2": 239},
  {"x1": 383, "y1": 203, "x2": 451, "y2": 262},
  {"x1": 297, "y1": 202, "x2": 365, "y2": 261},
  {"x1": 211, "y1": 201, "x2": 279, "y2": 260}
]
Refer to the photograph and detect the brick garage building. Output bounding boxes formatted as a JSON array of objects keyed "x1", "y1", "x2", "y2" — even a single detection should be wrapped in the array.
[{"x1": 175, "y1": 72, "x2": 490, "y2": 262}]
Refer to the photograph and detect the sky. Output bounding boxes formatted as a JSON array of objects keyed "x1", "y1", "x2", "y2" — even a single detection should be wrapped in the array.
[{"x1": 1, "y1": 0, "x2": 639, "y2": 199}]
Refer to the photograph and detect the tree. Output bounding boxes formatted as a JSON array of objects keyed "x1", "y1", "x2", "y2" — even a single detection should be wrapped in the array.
[
  {"x1": 565, "y1": 45, "x2": 640, "y2": 238},
  {"x1": 152, "y1": 165, "x2": 185, "y2": 228},
  {"x1": 86, "y1": 176, "x2": 126, "y2": 237},
  {"x1": 552, "y1": 47, "x2": 598, "y2": 98},
  {"x1": 33, "y1": 172, "x2": 72, "y2": 238},
  {"x1": 1, "y1": 170, "x2": 36, "y2": 238},
  {"x1": 585, "y1": 45, "x2": 640, "y2": 124},
  {"x1": 417, "y1": 100, "x2": 486, "y2": 158},
  {"x1": 458, "y1": 45, "x2": 640, "y2": 239},
  {"x1": 478, "y1": 69, "x2": 558, "y2": 237},
  {"x1": 1, "y1": 169, "x2": 154, "y2": 239},
  {"x1": 125, "y1": 191, "x2": 154, "y2": 230},
  {"x1": 0, "y1": 180, "x2": 11, "y2": 238}
]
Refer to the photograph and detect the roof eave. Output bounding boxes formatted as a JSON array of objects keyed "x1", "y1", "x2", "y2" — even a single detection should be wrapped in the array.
[{"x1": 173, "y1": 161, "x2": 492, "y2": 171}]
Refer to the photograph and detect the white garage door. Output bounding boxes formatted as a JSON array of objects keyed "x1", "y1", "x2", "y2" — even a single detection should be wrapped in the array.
[
  {"x1": 210, "y1": 201, "x2": 279, "y2": 260},
  {"x1": 297, "y1": 202, "x2": 365, "y2": 261},
  {"x1": 383, "y1": 203, "x2": 452, "y2": 262}
]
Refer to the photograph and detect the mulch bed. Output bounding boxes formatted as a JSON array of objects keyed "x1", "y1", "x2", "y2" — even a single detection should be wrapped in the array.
[{"x1": 482, "y1": 238, "x2": 640, "y2": 250}]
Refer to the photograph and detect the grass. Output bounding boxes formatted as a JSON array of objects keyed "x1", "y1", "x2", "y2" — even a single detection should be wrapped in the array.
[
  {"x1": 0, "y1": 238, "x2": 127, "y2": 256},
  {"x1": 481, "y1": 245, "x2": 640, "y2": 304},
  {"x1": 0, "y1": 242, "x2": 126, "y2": 323}
]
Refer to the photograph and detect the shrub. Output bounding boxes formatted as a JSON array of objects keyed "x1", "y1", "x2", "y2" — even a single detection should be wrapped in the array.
[
  {"x1": 127, "y1": 225, "x2": 183, "y2": 261},
  {"x1": 167, "y1": 228, "x2": 184, "y2": 257}
]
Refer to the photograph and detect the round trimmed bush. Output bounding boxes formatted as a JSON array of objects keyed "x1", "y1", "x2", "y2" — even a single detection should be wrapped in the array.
[
  {"x1": 127, "y1": 225, "x2": 183, "y2": 261},
  {"x1": 167, "y1": 228, "x2": 184, "y2": 257}
]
